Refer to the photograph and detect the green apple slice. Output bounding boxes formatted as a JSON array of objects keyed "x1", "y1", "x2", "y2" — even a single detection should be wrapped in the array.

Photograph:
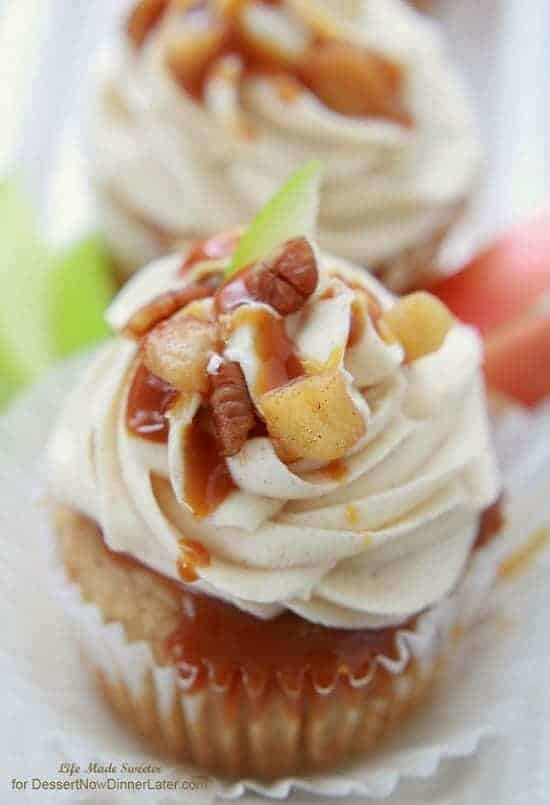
[
  {"x1": 227, "y1": 160, "x2": 323, "y2": 276},
  {"x1": 48, "y1": 235, "x2": 116, "y2": 357},
  {"x1": 0, "y1": 180, "x2": 54, "y2": 401}
]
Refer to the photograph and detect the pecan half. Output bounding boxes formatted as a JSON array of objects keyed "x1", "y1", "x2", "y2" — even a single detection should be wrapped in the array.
[
  {"x1": 245, "y1": 237, "x2": 319, "y2": 316},
  {"x1": 127, "y1": 0, "x2": 169, "y2": 48},
  {"x1": 210, "y1": 362, "x2": 256, "y2": 457},
  {"x1": 143, "y1": 313, "x2": 218, "y2": 394},
  {"x1": 124, "y1": 278, "x2": 220, "y2": 339}
]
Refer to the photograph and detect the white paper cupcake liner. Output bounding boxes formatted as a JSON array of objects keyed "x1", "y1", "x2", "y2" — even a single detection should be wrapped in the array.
[{"x1": 46, "y1": 514, "x2": 511, "y2": 796}]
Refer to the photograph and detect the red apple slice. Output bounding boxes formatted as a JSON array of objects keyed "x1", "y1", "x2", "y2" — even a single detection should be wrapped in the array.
[
  {"x1": 484, "y1": 305, "x2": 550, "y2": 408},
  {"x1": 430, "y1": 209, "x2": 550, "y2": 336},
  {"x1": 430, "y1": 209, "x2": 550, "y2": 407}
]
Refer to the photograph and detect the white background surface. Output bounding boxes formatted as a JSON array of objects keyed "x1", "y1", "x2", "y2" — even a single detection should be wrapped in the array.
[{"x1": 1, "y1": 1, "x2": 550, "y2": 802}]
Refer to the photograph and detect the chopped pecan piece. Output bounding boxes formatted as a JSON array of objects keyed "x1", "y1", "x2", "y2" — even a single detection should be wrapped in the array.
[
  {"x1": 210, "y1": 362, "x2": 256, "y2": 457},
  {"x1": 127, "y1": 0, "x2": 169, "y2": 48},
  {"x1": 143, "y1": 313, "x2": 218, "y2": 394},
  {"x1": 301, "y1": 41, "x2": 412, "y2": 125},
  {"x1": 245, "y1": 237, "x2": 319, "y2": 315},
  {"x1": 124, "y1": 278, "x2": 220, "y2": 339}
]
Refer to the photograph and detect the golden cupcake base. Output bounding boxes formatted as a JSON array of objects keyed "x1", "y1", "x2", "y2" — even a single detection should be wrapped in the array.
[{"x1": 52, "y1": 503, "x2": 479, "y2": 779}]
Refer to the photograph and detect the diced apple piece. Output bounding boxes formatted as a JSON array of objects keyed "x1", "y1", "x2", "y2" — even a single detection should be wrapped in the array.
[
  {"x1": 260, "y1": 371, "x2": 364, "y2": 462},
  {"x1": 143, "y1": 313, "x2": 217, "y2": 394},
  {"x1": 379, "y1": 292, "x2": 455, "y2": 362}
]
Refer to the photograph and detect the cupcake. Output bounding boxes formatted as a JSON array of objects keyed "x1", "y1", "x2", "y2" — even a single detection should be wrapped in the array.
[
  {"x1": 48, "y1": 169, "x2": 501, "y2": 778},
  {"x1": 93, "y1": 0, "x2": 481, "y2": 290}
]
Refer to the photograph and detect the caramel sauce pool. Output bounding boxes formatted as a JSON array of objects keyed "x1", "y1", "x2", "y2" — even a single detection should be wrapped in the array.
[{"x1": 167, "y1": 585, "x2": 401, "y2": 690}]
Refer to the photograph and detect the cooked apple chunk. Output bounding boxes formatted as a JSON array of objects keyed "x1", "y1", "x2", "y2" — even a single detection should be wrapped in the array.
[
  {"x1": 379, "y1": 292, "x2": 455, "y2": 362},
  {"x1": 143, "y1": 313, "x2": 217, "y2": 394},
  {"x1": 260, "y1": 371, "x2": 364, "y2": 462}
]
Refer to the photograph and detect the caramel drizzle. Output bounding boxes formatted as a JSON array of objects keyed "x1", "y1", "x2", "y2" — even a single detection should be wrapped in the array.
[
  {"x1": 325, "y1": 458, "x2": 348, "y2": 481},
  {"x1": 183, "y1": 407, "x2": 237, "y2": 519},
  {"x1": 235, "y1": 306, "x2": 304, "y2": 394},
  {"x1": 178, "y1": 538, "x2": 212, "y2": 582},
  {"x1": 166, "y1": 582, "x2": 401, "y2": 695},
  {"x1": 126, "y1": 364, "x2": 179, "y2": 443}
]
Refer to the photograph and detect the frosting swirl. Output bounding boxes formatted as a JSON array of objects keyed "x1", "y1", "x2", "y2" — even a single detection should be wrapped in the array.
[
  {"x1": 48, "y1": 240, "x2": 500, "y2": 629},
  {"x1": 93, "y1": 0, "x2": 482, "y2": 286}
]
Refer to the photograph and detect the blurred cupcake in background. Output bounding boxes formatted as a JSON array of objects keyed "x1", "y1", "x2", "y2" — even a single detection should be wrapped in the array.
[{"x1": 93, "y1": 0, "x2": 481, "y2": 290}]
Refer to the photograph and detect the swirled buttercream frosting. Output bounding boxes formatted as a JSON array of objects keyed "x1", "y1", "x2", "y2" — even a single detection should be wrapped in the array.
[{"x1": 49, "y1": 231, "x2": 500, "y2": 629}]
